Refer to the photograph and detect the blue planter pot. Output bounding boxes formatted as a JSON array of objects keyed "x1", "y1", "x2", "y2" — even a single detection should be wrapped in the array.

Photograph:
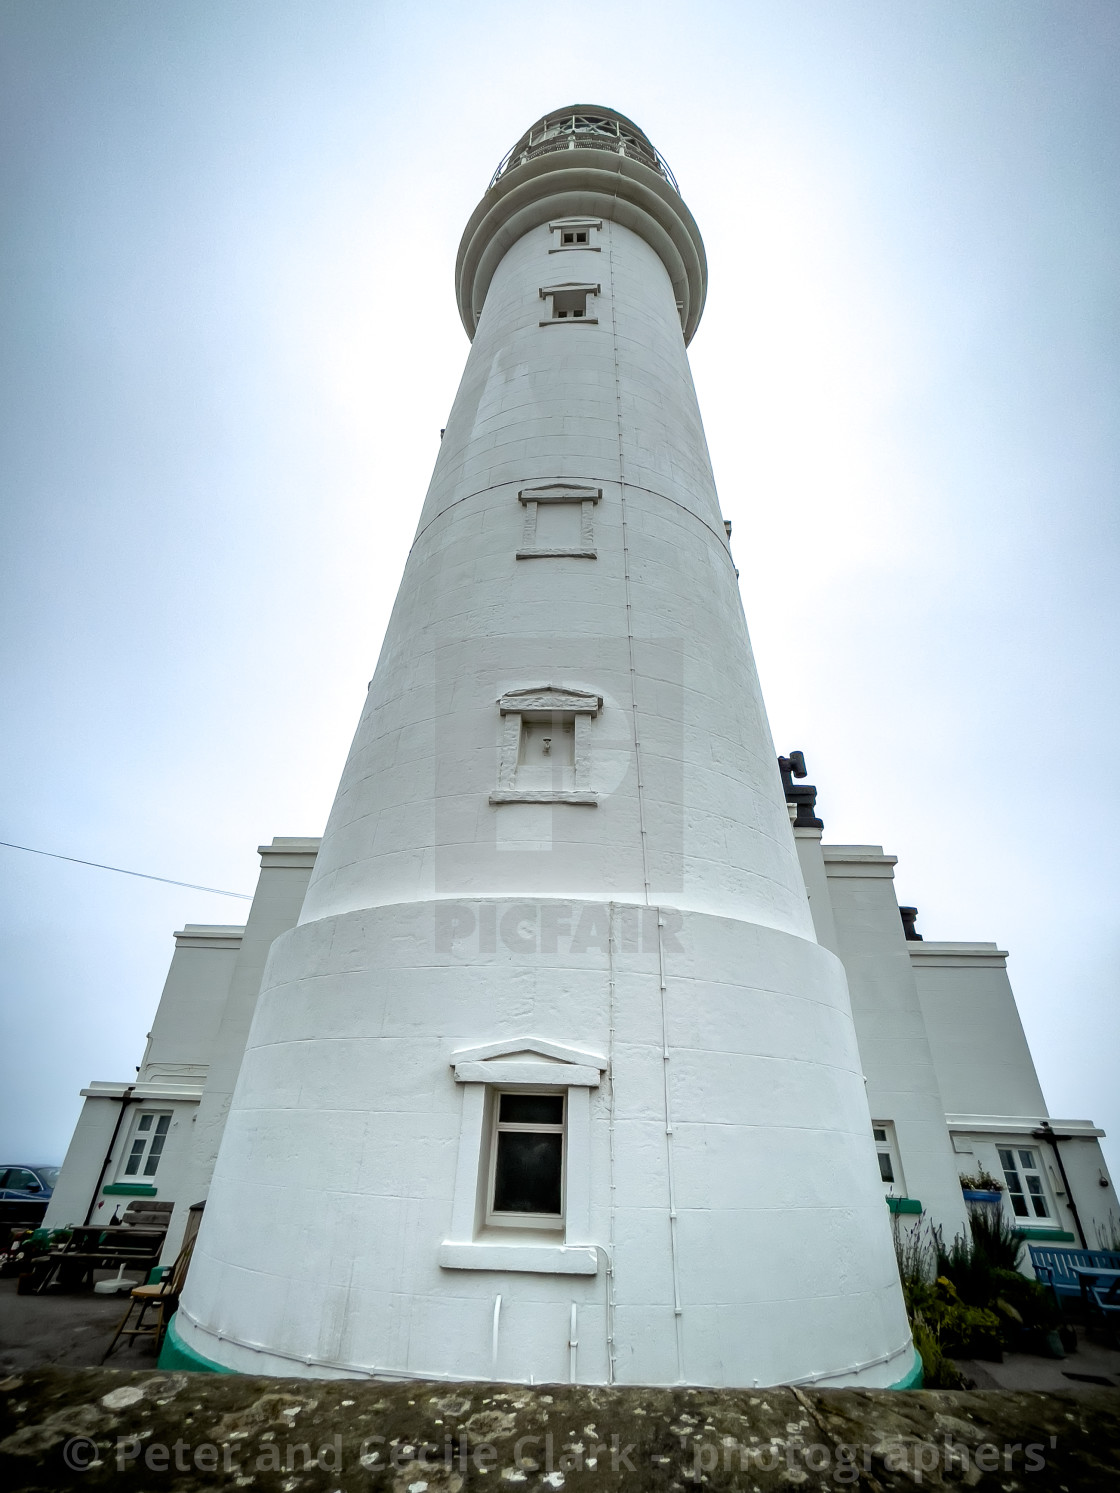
[{"x1": 962, "y1": 1189, "x2": 1003, "y2": 1205}]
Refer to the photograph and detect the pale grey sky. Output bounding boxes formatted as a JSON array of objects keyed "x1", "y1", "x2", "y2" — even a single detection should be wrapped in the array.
[{"x1": 2, "y1": 1, "x2": 1117, "y2": 1182}]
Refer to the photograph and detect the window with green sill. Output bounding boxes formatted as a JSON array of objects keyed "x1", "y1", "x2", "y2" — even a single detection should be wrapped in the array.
[{"x1": 121, "y1": 1112, "x2": 171, "y2": 1179}]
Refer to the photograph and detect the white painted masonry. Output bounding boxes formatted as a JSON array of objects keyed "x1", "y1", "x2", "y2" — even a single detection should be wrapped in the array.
[
  {"x1": 47, "y1": 108, "x2": 1114, "y2": 1381},
  {"x1": 175, "y1": 107, "x2": 914, "y2": 1387},
  {"x1": 44, "y1": 840, "x2": 319, "y2": 1252}
]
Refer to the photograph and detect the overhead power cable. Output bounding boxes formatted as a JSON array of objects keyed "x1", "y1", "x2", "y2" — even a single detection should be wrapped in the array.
[{"x1": 0, "y1": 840, "x2": 253, "y2": 899}]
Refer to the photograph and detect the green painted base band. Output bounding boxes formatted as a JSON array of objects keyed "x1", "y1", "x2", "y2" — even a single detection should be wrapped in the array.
[
  {"x1": 886, "y1": 1197, "x2": 923, "y2": 1215},
  {"x1": 157, "y1": 1314, "x2": 925, "y2": 1390},
  {"x1": 158, "y1": 1314, "x2": 236, "y2": 1374},
  {"x1": 888, "y1": 1344, "x2": 925, "y2": 1389},
  {"x1": 102, "y1": 1183, "x2": 157, "y2": 1196},
  {"x1": 1014, "y1": 1227, "x2": 1076, "y2": 1242}
]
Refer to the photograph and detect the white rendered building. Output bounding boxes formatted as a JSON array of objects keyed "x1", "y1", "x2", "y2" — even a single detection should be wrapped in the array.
[{"x1": 46, "y1": 108, "x2": 1114, "y2": 1387}]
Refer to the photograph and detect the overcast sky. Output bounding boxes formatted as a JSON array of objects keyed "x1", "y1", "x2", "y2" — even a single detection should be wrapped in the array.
[{"x1": 2, "y1": 1, "x2": 1117, "y2": 1188}]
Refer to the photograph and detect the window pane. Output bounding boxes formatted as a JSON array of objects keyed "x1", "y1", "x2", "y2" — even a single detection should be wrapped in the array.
[
  {"x1": 1031, "y1": 1194, "x2": 1049, "y2": 1217},
  {"x1": 499, "y1": 1094, "x2": 563, "y2": 1126},
  {"x1": 1018, "y1": 1149, "x2": 1035, "y2": 1169},
  {"x1": 124, "y1": 1142, "x2": 144, "y2": 1176},
  {"x1": 878, "y1": 1153, "x2": 894, "y2": 1183},
  {"x1": 873, "y1": 1128, "x2": 886, "y2": 1143},
  {"x1": 155, "y1": 1115, "x2": 171, "y2": 1135},
  {"x1": 138, "y1": 1114, "x2": 153, "y2": 1132},
  {"x1": 1011, "y1": 1194, "x2": 1029, "y2": 1217},
  {"x1": 998, "y1": 1149, "x2": 1015, "y2": 1170},
  {"x1": 493, "y1": 1132, "x2": 562, "y2": 1214}
]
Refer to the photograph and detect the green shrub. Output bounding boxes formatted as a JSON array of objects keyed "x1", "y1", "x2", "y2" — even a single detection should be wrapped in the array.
[
  {"x1": 990, "y1": 1266, "x2": 1058, "y2": 1331},
  {"x1": 911, "y1": 1317, "x2": 966, "y2": 1388},
  {"x1": 935, "y1": 1228, "x2": 996, "y2": 1306},
  {"x1": 958, "y1": 1168, "x2": 1003, "y2": 1192},
  {"x1": 967, "y1": 1206, "x2": 1024, "y2": 1270}
]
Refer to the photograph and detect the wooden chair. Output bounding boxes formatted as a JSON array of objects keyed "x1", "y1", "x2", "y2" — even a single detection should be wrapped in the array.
[{"x1": 102, "y1": 1234, "x2": 195, "y2": 1361}]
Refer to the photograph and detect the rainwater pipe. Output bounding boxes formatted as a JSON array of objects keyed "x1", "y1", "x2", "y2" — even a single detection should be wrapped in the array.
[
  {"x1": 84, "y1": 1085, "x2": 135, "y2": 1225},
  {"x1": 1032, "y1": 1123, "x2": 1088, "y2": 1249}
]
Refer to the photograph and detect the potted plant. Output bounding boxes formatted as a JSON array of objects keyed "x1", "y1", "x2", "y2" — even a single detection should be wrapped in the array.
[{"x1": 959, "y1": 1169, "x2": 1004, "y2": 1206}]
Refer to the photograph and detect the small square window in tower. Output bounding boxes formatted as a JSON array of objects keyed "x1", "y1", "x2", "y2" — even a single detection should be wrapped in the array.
[
  {"x1": 517, "y1": 482, "x2": 600, "y2": 559},
  {"x1": 489, "y1": 686, "x2": 602, "y2": 805},
  {"x1": 540, "y1": 283, "x2": 600, "y2": 325},
  {"x1": 549, "y1": 218, "x2": 602, "y2": 253},
  {"x1": 517, "y1": 717, "x2": 575, "y2": 793}
]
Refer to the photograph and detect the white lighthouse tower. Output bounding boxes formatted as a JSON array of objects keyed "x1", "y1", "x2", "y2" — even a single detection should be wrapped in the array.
[{"x1": 174, "y1": 106, "x2": 917, "y2": 1388}]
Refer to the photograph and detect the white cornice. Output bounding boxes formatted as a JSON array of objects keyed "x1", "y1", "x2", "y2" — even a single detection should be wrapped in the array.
[
  {"x1": 909, "y1": 942, "x2": 1008, "y2": 967},
  {"x1": 946, "y1": 1114, "x2": 1104, "y2": 1139},
  {"x1": 821, "y1": 845, "x2": 897, "y2": 879}
]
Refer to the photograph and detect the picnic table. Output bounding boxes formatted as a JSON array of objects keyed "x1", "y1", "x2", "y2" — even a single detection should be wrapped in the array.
[
  {"x1": 30, "y1": 1225, "x2": 166, "y2": 1294},
  {"x1": 1072, "y1": 1265, "x2": 1120, "y2": 1339}
]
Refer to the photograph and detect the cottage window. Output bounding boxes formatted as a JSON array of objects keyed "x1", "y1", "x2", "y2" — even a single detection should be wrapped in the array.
[
  {"x1": 872, "y1": 1121, "x2": 904, "y2": 1192},
  {"x1": 122, "y1": 1112, "x2": 171, "y2": 1178},
  {"x1": 486, "y1": 1091, "x2": 565, "y2": 1229},
  {"x1": 998, "y1": 1147, "x2": 1051, "y2": 1219}
]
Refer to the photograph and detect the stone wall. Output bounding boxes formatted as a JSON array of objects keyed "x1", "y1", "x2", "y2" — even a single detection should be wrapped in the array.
[{"x1": 3, "y1": 1368, "x2": 1118, "y2": 1491}]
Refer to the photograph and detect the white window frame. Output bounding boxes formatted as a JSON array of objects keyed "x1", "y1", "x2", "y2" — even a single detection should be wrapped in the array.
[
  {"x1": 997, "y1": 1144, "x2": 1053, "y2": 1223},
  {"x1": 539, "y1": 281, "x2": 600, "y2": 325},
  {"x1": 548, "y1": 217, "x2": 602, "y2": 253},
  {"x1": 485, "y1": 1089, "x2": 565, "y2": 1231},
  {"x1": 872, "y1": 1120, "x2": 905, "y2": 1194},
  {"x1": 489, "y1": 686, "x2": 601, "y2": 805},
  {"x1": 119, "y1": 1110, "x2": 172, "y2": 1180},
  {"x1": 439, "y1": 1038, "x2": 607, "y2": 1275},
  {"x1": 516, "y1": 482, "x2": 601, "y2": 560}
]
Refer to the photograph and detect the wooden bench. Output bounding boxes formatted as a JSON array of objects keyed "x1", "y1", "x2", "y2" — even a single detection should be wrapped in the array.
[{"x1": 1028, "y1": 1245, "x2": 1120, "y2": 1303}]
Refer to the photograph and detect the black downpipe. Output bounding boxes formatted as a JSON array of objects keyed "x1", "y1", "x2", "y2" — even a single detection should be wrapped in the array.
[
  {"x1": 1033, "y1": 1122, "x2": 1088, "y2": 1250},
  {"x1": 83, "y1": 1086, "x2": 135, "y2": 1226}
]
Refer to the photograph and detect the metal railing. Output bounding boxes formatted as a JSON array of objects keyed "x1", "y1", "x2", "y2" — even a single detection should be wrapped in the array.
[{"x1": 488, "y1": 112, "x2": 680, "y2": 194}]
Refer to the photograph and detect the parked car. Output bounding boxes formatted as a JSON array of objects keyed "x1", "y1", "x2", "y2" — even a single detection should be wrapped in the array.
[{"x1": 0, "y1": 1165, "x2": 59, "y2": 1225}]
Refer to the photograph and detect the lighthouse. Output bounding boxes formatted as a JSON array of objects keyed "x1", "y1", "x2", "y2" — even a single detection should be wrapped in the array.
[{"x1": 173, "y1": 106, "x2": 917, "y2": 1388}]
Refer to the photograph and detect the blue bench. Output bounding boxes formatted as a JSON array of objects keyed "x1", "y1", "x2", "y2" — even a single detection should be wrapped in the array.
[{"x1": 1028, "y1": 1245, "x2": 1120, "y2": 1302}]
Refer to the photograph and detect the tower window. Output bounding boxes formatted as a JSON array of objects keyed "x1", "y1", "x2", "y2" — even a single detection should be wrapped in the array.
[
  {"x1": 516, "y1": 481, "x2": 600, "y2": 560},
  {"x1": 489, "y1": 685, "x2": 602, "y2": 805},
  {"x1": 553, "y1": 289, "x2": 587, "y2": 319},
  {"x1": 549, "y1": 218, "x2": 601, "y2": 254},
  {"x1": 487, "y1": 1091, "x2": 565, "y2": 1226},
  {"x1": 539, "y1": 283, "x2": 600, "y2": 326}
]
